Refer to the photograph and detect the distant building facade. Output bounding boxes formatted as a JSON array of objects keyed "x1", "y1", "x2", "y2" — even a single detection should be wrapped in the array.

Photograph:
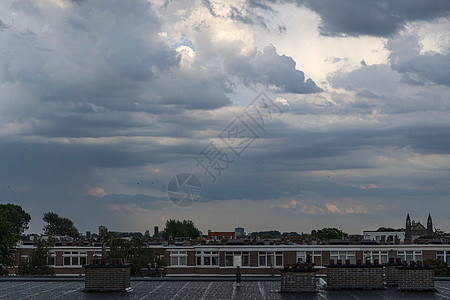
[
  {"x1": 363, "y1": 231, "x2": 405, "y2": 243},
  {"x1": 406, "y1": 213, "x2": 434, "y2": 240},
  {"x1": 207, "y1": 231, "x2": 235, "y2": 241},
  {"x1": 235, "y1": 227, "x2": 245, "y2": 237}
]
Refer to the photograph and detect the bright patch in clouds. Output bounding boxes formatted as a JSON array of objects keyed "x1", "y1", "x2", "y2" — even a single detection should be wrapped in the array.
[
  {"x1": 84, "y1": 186, "x2": 107, "y2": 198},
  {"x1": 359, "y1": 184, "x2": 379, "y2": 190}
]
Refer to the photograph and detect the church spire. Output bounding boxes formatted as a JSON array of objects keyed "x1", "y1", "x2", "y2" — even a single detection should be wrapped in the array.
[
  {"x1": 427, "y1": 212, "x2": 433, "y2": 236},
  {"x1": 405, "y1": 213, "x2": 412, "y2": 240}
]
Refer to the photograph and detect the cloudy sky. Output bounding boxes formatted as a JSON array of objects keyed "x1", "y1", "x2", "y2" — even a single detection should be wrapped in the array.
[{"x1": 1, "y1": 0, "x2": 449, "y2": 235}]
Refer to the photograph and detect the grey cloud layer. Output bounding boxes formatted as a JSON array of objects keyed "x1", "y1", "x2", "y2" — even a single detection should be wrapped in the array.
[
  {"x1": 388, "y1": 34, "x2": 450, "y2": 86},
  {"x1": 224, "y1": 44, "x2": 322, "y2": 93},
  {"x1": 205, "y1": 0, "x2": 450, "y2": 37},
  {"x1": 297, "y1": 0, "x2": 450, "y2": 37}
]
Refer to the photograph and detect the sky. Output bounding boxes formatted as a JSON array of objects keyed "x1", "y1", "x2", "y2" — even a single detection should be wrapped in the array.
[{"x1": 0, "y1": 0, "x2": 449, "y2": 235}]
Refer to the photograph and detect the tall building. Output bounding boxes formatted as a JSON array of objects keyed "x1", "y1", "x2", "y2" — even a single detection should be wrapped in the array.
[
  {"x1": 154, "y1": 226, "x2": 159, "y2": 237},
  {"x1": 235, "y1": 227, "x2": 245, "y2": 237},
  {"x1": 98, "y1": 225, "x2": 108, "y2": 235}
]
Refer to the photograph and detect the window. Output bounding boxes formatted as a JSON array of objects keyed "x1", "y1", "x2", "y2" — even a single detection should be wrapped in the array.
[
  {"x1": 196, "y1": 251, "x2": 219, "y2": 266},
  {"x1": 297, "y1": 251, "x2": 322, "y2": 266},
  {"x1": 63, "y1": 251, "x2": 88, "y2": 266},
  {"x1": 330, "y1": 251, "x2": 355, "y2": 264},
  {"x1": 258, "y1": 252, "x2": 282, "y2": 267},
  {"x1": 397, "y1": 250, "x2": 422, "y2": 263},
  {"x1": 371, "y1": 251, "x2": 388, "y2": 264},
  {"x1": 313, "y1": 252, "x2": 322, "y2": 266},
  {"x1": 170, "y1": 251, "x2": 187, "y2": 266},
  {"x1": 225, "y1": 252, "x2": 249, "y2": 267},
  {"x1": 49, "y1": 252, "x2": 55, "y2": 266},
  {"x1": 437, "y1": 251, "x2": 450, "y2": 264},
  {"x1": 296, "y1": 251, "x2": 306, "y2": 263}
]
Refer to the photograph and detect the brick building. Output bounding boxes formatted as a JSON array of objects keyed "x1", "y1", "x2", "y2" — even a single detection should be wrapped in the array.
[
  {"x1": 207, "y1": 231, "x2": 235, "y2": 241},
  {"x1": 10, "y1": 243, "x2": 450, "y2": 276}
]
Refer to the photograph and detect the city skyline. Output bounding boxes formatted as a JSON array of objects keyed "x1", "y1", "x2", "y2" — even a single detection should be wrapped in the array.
[{"x1": 0, "y1": 0, "x2": 449, "y2": 235}]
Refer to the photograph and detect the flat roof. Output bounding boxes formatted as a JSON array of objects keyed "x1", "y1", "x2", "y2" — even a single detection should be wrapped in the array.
[{"x1": 1, "y1": 279, "x2": 449, "y2": 299}]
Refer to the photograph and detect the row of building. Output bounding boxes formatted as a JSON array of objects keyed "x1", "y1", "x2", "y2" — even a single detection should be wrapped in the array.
[
  {"x1": 10, "y1": 243, "x2": 450, "y2": 276},
  {"x1": 9, "y1": 213, "x2": 449, "y2": 276}
]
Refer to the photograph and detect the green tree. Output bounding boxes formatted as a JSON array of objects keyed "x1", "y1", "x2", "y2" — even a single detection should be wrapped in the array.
[
  {"x1": 183, "y1": 220, "x2": 200, "y2": 239},
  {"x1": 426, "y1": 259, "x2": 450, "y2": 276},
  {"x1": 0, "y1": 204, "x2": 31, "y2": 276},
  {"x1": 0, "y1": 204, "x2": 31, "y2": 236},
  {"x1": 18, "y1": 238, "x2": 54, "y2": 276},
  {"x1": 376, "y1": 227, "x2": 397, "y2": 232},
  {"x1": 0, "y1": 216, "x2": 17, "y2": 276},
  {"x1": 43, "y1": 212, "x2": 79, "y2": 238},
  {"x1": 107, "y1": 234, "x2": 164, "y2": 275},
  {"x1": 315, "y1": 228, "x2": 347, "y2": 240},
  {"x1": 162, "y1": 219, "x2": 200, "y2": 240},
  {"x1": 434, "y1": 228, "x2": 445, "y2": 237}
]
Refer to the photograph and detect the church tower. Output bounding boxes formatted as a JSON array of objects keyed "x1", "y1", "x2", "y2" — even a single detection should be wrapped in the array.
[
  {"x1": 427, "y1": 213, "x2": 433, "y2": 236},
  {"x1": 405, "y1": 213, "x2": 412, "y2": 239}
]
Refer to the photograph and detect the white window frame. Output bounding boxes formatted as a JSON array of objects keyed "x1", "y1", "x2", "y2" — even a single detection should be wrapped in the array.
[
  {"x1": 170, "y1": 251, "x2": 187, "y2": 266},
  {"x1": 296, "y1": 251, "x2": 306, "y2": 263},
  {"x1": 62, "y1": 251, "x2": 87, "y2": 266},
  {"x1": 225, "y1": 252, "x2": 250, "y2": 267},
  {"x1": 330, "y1": 251, "x2": 355, "y2": 264},
  {"x1": 196, "y1": 251, "x2": 219, "y2": 267},
  {"x1": 437, "y1": 251, "x2": 450, "y2": 264},
  {"x1": 297, "y1": 251, "x2": 322, "y2": 266},
  {"x1": 397, "y1": 250, "x2": 422, "y2": 263},
  {"x1": 258, "y1": 251, "x2": 283, "y2": 267},
  {"x1": 370, "y1": 251, "x2": 388, "y2": 264}
]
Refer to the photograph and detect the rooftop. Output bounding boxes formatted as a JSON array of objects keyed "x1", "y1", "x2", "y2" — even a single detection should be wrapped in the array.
[{"x1": 1, "y1": 278, "x2": 450, "y2": 299}]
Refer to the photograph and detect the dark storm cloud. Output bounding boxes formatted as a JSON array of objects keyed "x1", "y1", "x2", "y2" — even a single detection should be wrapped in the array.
[
  {"x1": 202, "y1": 0, "x2": 450, "y2": 37},
  {"x1": 196, "y1": 116, "x2": 450, "y2": 203},
  {"x1": 388, "y1": 35, "x2": 450, "y2": 87},
  {"x1": 0, "y1": 0, "x2": 238, "y2": 145},
  {"x1": 0, "y1": 0, "x2": 177, "y2": 107},
  {"x1": 259, "y1": 122, "x2": 450, "y2": 164},
  {"x1": 151, "y1": 67, "x2": 233, "y2": 109},
  {"x1": 225, "y1": 44, "x2": 322, "y2": 93},
  {"x1": 296, "y1": 0, "x2": 450, "y2": 37}
]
